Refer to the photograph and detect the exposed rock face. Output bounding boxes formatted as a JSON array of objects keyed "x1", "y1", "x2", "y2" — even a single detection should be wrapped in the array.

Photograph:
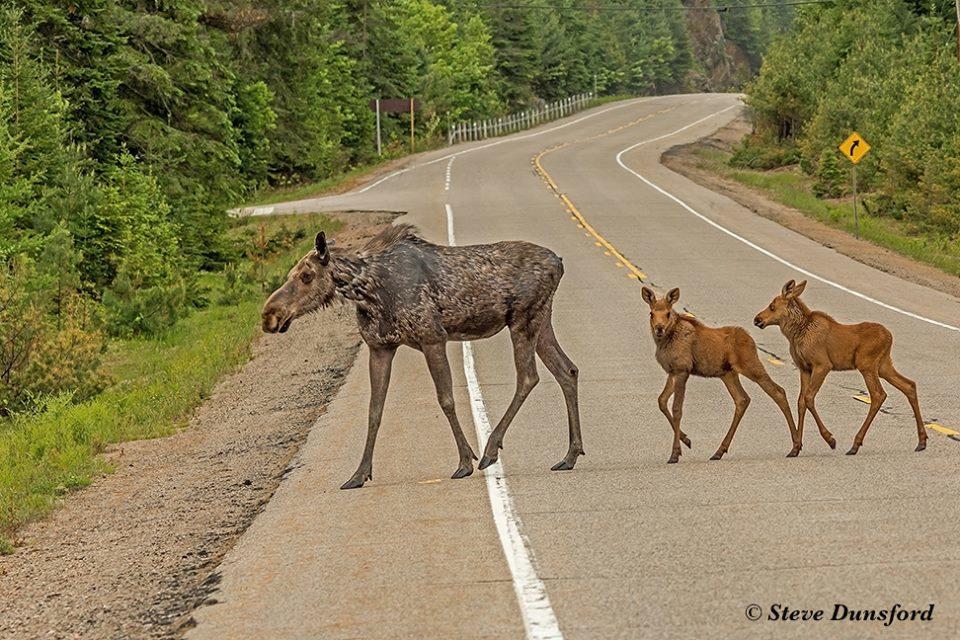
[{"x1": 682, "y1": 0, "x2": 753, "y2": 90}]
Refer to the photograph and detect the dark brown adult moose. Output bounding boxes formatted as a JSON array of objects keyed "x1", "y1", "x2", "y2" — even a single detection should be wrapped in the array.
[
  {"x1": 641, "y1": 286, "x2": 801, "y2": 463},
  {"x1": 754, "y1": 279, "x2": 926, "y2": 455},
  {"x1": 261, "y1": 224, "x2": 583, "y2": 489}
]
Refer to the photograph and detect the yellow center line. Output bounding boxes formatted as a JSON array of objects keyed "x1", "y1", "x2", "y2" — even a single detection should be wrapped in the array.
[
  {"x1": 532, "y1": 106, "x2": 676, "y2": 284},
  {"x1": 926, "y1": 422, "x2": 959, "y2": 437}
]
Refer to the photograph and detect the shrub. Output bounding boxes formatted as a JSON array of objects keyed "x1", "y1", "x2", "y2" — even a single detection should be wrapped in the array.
[
  {"x1": 729, "y1": 133, "x2": 799, "y2": 169},
  {"x1": 812, "y1": 148, "x2": 846, "y2": 198}
]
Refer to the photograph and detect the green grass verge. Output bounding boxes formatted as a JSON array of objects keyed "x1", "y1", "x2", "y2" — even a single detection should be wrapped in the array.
[
  {"x1": 691, "y1": 148, "x2": 960, "y2": 278},
  {"x1": 0, "y1": 214, "x2": 343, "y2": 552}
]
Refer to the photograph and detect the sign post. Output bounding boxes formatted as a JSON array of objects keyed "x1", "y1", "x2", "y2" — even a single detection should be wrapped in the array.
[
  {"x1": 375, "y1": 99, "x2": 382, "y2": 156},
  {"x1": 410, "y1": 97, "x2": 415, "y2": 153},
  {"x1": 838, "y1": 131, "x2": 871, "y2": 239}
]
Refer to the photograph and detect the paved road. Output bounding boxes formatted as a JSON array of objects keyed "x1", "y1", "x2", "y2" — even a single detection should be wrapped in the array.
[{"x1": 190, "y1": 94, "x2": 960, "y2": 639}]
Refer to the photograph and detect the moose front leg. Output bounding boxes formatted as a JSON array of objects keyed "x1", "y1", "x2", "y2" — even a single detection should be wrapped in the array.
[
  {"x1": 667, "y1": 372, "x2": 689, "y2": 464},
  {"x1": 422, "y1": 342, "x2": 478, "y2": 479},
  {"x1": 341, "y1": 346, "x2": 397, "y2": 490}
]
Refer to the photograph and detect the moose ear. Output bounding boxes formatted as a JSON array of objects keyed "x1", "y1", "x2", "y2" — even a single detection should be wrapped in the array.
[
  {"x1": 314, "y1": 232, "x2": 329, "y2": 265},
  {"x1": 666, "y1": 288, "x2": 680, "y2": 305},
  {"x1": 781, "y1": 279, "x2": 796, "y2": 296},
  {"x1": 641, "y1": 286, "x2": 656, "y2": 306},
  {"x1": 786, "y1": 279, "x2": 807, "y2": 299}
]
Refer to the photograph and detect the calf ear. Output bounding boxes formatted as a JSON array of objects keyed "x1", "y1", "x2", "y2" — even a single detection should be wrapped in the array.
[
  {"x1": 641, "y1": 286, "x2": 656, "y2": 306},
  {"x1": 666, "y1": 287, "x2": 680, "y2": 305},
  {"x1": 781, "y1": 279, "x2": 796, "y2": 296},
  {"x1": 786, "y1": 279, "x2": 807, "y2": 299},
  {"x1": 315, "y1": 232, "x2": 330, "y2": 265}
]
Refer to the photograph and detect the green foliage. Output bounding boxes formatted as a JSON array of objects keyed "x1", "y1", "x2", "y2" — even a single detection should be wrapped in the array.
[
  {"x1": 745, "y1": 0, "x2": 960, "y2": 239},
  {"x1": 812, "y1": 148, "x2": 846, "y2": 198}
]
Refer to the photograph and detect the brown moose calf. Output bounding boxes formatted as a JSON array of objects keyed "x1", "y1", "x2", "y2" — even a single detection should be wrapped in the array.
[
  {"x1": 754, "y1": 279, "x2": 926, "y2": 455},
  {"x1": 642, "y1": 286, "x2": 800, "y2": 464}
]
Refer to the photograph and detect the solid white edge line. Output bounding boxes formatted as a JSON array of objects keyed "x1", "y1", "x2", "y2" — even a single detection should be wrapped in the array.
[
  {"x1": 447, "y1": 203, "x2": 564, "y2": 640},
  {"x1": 614, "y1": 107, "x2": 960, "y2": 334},
  {"x1": 354, "y1": 97, "x2": 657, "y2": 195}
]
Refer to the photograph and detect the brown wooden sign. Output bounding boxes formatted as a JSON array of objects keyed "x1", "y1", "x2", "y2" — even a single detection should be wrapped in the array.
[{"x1": 370, "y1": 98, "x2": 420, "y2": 113}]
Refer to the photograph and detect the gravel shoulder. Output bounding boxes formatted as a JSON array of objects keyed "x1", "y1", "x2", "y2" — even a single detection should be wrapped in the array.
[
  {"x1": 661, "y1": 116, "x2": 960, "y2": 299},
  {"x1": 0, "y1": 216, "x2": 391, "y2": 640}
]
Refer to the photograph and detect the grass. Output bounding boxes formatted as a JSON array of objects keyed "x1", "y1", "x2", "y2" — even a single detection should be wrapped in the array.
[
  {"x1": 0, "y1": 213, "x2": 342, "y2": 551},
  {"x1": 691, "y1": 147, "x2": 960, "y2": 278}
]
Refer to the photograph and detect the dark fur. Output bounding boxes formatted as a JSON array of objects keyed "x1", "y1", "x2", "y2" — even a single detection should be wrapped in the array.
[{"x1": 263, "y1": 224, "x2": 584, "y2": 488}]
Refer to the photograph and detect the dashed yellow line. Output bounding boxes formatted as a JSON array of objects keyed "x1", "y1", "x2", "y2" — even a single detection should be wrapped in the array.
[
  {"x1": 926, "y1": 422, "x2": 959, "y2": 437},
  {"x1": 767, "y1": 357, "x2": 785, "y2": 366},
  {"x1": 532, "y1": 106, "x2": 675, "y2": 283},
  {"x1": 853, "y1": 394, "x2": 872, "y2": 405}
]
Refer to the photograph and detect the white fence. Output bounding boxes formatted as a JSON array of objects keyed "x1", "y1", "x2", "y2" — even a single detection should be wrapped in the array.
[{"x1": 447, "y1": 92, "x2": 595, "y2": 146}]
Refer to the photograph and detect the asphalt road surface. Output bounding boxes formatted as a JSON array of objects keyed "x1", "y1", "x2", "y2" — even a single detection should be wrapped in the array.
[{"x1": 190, "y1": 94, "x2": 960, "y2": 639}]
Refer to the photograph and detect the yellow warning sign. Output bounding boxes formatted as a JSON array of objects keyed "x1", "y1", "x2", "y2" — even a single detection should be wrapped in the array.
[{"x1": 839, "y1": 132, "x2": 871, "y2": 164}]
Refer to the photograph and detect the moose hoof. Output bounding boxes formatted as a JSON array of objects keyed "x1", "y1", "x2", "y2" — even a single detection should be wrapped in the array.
[
  {"x1": 477, "y1": 455, "x2": 498, "y2": 470},
  {"x1": 827, "y1": 436, "x2": 837, "y2": 450},
  {"x1": 340, "y1": 475, "x2": 368, "y2": 490},
  {"x1": 681, "y1": 435, "x2": 692, "y2": 449},
  {"x1": 709, "y1": 451, "x2": 724, "y2": 461},
  {"x1": 915, "y1": 441, "x2": 927, "y2": 452},
  {"x1": 786, "y1": 445, "x2": 801, "y2": 458},
  {"x1": 666, "y1": 455, "x2": 679, "y2": 464},
  {"x1": 551, "y1": 459, "x2": 575, "y2": 471},
  {"x1": 451, "y1": 465, "x2": 474, "y2": 479},
  {"x1": 845, "y1": 446, "x2": 859, "y2": 456}
]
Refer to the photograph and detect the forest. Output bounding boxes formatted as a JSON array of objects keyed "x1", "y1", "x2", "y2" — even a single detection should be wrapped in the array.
[
  {"x1": 0, "y1": 0, "x2": 795, "y2": 418},
  {"x1": 740, "y1": 0, "x2": 960, "y2": 242}
]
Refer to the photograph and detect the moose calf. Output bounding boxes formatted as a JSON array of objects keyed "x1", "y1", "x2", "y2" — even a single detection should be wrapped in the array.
[
  {"x1": 754, "y1": 280, "x2": 926, "y2": 455},
  {"x1": 642, "y1": 286, "x2": 800, "y2": 463}
]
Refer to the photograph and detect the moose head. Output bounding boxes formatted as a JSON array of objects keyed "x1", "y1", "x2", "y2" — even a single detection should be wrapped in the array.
[
  {"x1": 261, "y1": 232, "x2": 338, "y2": 334},
  {"x1": 754, "y1": 279, "x2": 807, "y2": 329},
  {"x1": 641, "y1": 286, "x2": 681, "y2": 340}
]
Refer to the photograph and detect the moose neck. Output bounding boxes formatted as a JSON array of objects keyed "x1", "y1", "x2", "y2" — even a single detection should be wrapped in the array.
[
  {"x1": 779, "y1": 299, "x2": 812, "y2": 341},
  {"x1": 330, "y1": 254, "x2": 380, "y2": 309}
]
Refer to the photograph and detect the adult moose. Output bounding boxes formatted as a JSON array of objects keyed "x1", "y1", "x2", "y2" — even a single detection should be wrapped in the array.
[
  {"x1": 261, "y1": 225, "x2": 583, "y2": 489},
  {"x1": 754, "y1": 280, "x2": 926, "y2": 455},
  {"x1": 641, "y1": 286, "x2": 800, "y2": 464}
]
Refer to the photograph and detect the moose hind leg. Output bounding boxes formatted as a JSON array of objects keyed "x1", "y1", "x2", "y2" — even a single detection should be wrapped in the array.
[
  {"x1": 423, "y1": 342, "x2": 478, "y2": 479},
  {"x1": 879, "y1": 359, "x2": 926, "y2": 452},
  {"x1": 742, "y1": 359, "x2": 804, "y2": 456},
  {"x1": 342, "y1": 346, "x2": 396, "y2": 490},
  {"x1": 478, "y1": 325, "x2": 541, "y2": 470},
  {"x1": 712, "y1": 373, "x2": 750, "y2": 461},
  {"x1": 848, "y1": 368, "x2": 886, "y2": 455},
  {"x1": 536, "y1": 318, "x2": 585, "y2": 471}
]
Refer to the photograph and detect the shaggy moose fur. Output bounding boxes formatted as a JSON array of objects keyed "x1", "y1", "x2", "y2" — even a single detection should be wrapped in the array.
[
  {"x1": 262, "y1": 224, "x2": 583, "y2": 489},
  {"x1": 754, "y1": 279, "x2": 925, "y2": 454},
  {"x1": 642, "y1": 286, "x2": 800, "y2": 463}
]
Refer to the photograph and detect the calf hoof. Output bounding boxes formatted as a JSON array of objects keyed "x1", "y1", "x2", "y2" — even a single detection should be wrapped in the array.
[
  {"x1": 786, "y1": 444, "x2": 801, "y2": 458},
  {"x1": 340, "y1": 474, "x2": 368, "y2": 490},
  {"x1": 477, "y1": 455, "x2": 498, "y2": 470},
  {"x1": 826, "y1": 436, "x2": 837, "y2": 449},
  {"x1": 666, "y1": 455, "x2": 679, "y2": 464},
  {"x1": 681, "y1": 435, "x2": 692, "y2": 449},
  {"x1": 551, "y1": 458, "x2": 575, "y2": 471},
  {"x1": 451, "y1": 464, "x2": 474, "y2": 479},
  {"x1": 709, "y1": 450, "x2": 724, "y2": 461},
  {"x1": 915, "y1": 441, "x2": 927, "y2": 452},
  {"x1": 845, "y1": 446, "x2": 859, "y2": 456}
]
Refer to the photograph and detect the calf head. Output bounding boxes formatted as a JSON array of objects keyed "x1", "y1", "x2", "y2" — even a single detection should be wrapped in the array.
[
  {"x1": 261, "y1": 232, "x2": 337, "y2": 334},
  {"x1": 642, "y1": 286, "x2": 681, "y2": 340},
  {"x1": 754, "y1": 279, "x2": 806, "y2": 329}
]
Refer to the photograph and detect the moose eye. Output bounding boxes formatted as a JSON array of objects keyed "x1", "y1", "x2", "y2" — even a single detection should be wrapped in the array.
[
  {"x1": 300, "y1": 272, "x2": 314, "y2": 284},
  {"x1": 769, "y1": 303, "x2": 775, "y2": 311}
]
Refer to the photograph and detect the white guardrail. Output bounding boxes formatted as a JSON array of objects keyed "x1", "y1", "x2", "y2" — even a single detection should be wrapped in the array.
[{"x1": 447, "y1": 92, "x2": 594, "y2": 146}]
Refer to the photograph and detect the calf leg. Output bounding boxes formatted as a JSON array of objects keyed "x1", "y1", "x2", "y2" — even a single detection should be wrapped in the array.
[
  {"x1": 535, "y1": 318, "x2": 585, "y2": 471},
  {"x1": 478, "y1": 326, "x2": 541, "y2": 470},
  {"x1": 667, "y1": 372, "x2": 689, "y2": 464},
  {"x1": 342, "y1": 346, "x2": 397, "y2": 490},
  {"x1": 879, "y1": 358, "x2": 926, "y2": 452},
  {"x1": 712, "y1": 373, "x2": 750, "y2": 461},
  {"x1": 656, "y1": 376, "x2": 691, "y2": 449},
  {"x1": 422, "y1": 342, "x2": 478, "y2": 479},
  {"x1": 847, "y1": 368, "x2": 887, "y2": 455},
  {"x1": 741, "y1": 358, "x2": 803, "y2": 456},
  {"x1": 803, "y1": 365, "x2": 835, "y2": 449}
]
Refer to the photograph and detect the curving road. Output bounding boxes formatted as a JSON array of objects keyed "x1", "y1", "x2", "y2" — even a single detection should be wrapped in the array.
[{"x1": 190, "y1": 94, "x2": 960, "y2": 639}]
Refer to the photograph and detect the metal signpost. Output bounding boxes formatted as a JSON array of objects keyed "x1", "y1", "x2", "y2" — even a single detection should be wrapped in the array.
[
  {"x1": 838, "y1": 131, "x2": 871, "y2": 239},
  {"x1": 369, "y1": 98, "x2": 421, "y2": 156}
]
